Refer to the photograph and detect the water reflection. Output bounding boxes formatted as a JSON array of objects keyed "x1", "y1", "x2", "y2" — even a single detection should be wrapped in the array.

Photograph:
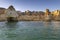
[
  {"x1": 3, "y1": 22, "x2": 19, "y2": 40},
  {"x1": 42, "y1": 21, "x2": 60, "y2": 40},
  {"x1": 0, "y1": 21, "x2": 60, "y2": 40},
  {"x1": 5, "y1": 22, "x2": 18, "y2": 28}
]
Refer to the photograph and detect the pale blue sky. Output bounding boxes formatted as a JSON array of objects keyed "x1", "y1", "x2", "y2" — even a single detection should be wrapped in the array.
[{"x1": 0, "y1": 0, "x2": 60, "y2": 12}]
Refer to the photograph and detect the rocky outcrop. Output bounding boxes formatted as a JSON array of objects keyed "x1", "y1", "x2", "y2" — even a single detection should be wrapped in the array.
[
  {"x1": 25, "y1": 10, "x2": 31, "y2": 15},
  {"x1": 8, "y1": 5, "x2": 15, "y2": 11},
  {"x1": 0, "y1": 5, "x2": 60, "y2": 21},
  {"x1": 51, "y1": 10, "x2": 60, "y2": 21},
  {"x1": 44, "y1": 9, "x2": 52, "y2": 21},
  {"x1": 0, "y1": 8, "x2": 7, "y2": 21},
  {"x1": 5, "y1": 5, "x2": 19, "y2": 21},
  {"x1": 0, "y1": 7, "x2": 6, "y2": 14}
]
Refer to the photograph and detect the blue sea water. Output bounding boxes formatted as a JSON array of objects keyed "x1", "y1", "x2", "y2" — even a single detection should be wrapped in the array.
[{"x1": 0, "y1": 21, "x2": 60, "y2": 40}]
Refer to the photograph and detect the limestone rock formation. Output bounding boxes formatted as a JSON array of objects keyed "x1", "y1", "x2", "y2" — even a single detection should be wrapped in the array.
[
  {"x1": 51, "y1": 10, "x2": 60, "y2": 16},
  {"x1": 5, "y1": 5, "x2": 18, "y2": 17},
  {"x1": 5, "y1": 5, "x2": 19, "y2": 21},
  {"x1": 51, "y1": 10, "x2": 60, "y2": 20},
  {"x1": 45, "y1": 9, "x2": 51, "y2": 15},
  {"x1": 0, "y1": 7, "x2": 6, "y2": 14},
  {"x1": 25, "y1": 10, "x2": 31, "y2": 15},
  {"x1": 8, "y1": 5, "x2": 15, "y2": 11},
  {"x1": 44, "y1": 9, "x2": 52, "y2": 21}
]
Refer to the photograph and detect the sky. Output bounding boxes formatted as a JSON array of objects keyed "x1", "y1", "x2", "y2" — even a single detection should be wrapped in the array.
[{"x1": 0, "y1": 0, "x2": 60, "y2": 12}]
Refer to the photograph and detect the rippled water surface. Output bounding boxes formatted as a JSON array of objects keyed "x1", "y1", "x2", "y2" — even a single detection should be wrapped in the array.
[{"x1": 0, "y1": 21, "x2": 60, "y2": 40}]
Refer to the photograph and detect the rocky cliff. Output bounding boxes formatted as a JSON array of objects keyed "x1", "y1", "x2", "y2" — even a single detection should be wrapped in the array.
[{"x1": 0, "y1": 5, "x2": 60, "y2": 21}]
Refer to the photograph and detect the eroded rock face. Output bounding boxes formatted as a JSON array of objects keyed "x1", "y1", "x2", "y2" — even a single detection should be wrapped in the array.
[
  {"x1": 8, "y1": 5, "x2": 15, "y2": 11},
  {"x1": 1, "y1": 5, "x2": 60, "y2": 21},
  {"x1": 44, "y1": 9, "x2": 52, "y2": 21},
  {"x1": 5, "y1": 5, "x2": 18, "y2": 17},
  {"x1": 25, "y1": 10, "x2": 31, "y2": 15},
  {"x1": 45, "y1": 9, "x2": 51, "y2": 15},
  {"x1": 5, "y1": 5, "x2": 19, "y2": 21},
  {"x1": 0, "y1": 8, "x2": 6, "y2": 14},
  {"x1": 0, "y1": 8, "x2": 7, "y2": 21},
  {"x1": 51, "y1": 10, "x2": 60, "y2": 20}
]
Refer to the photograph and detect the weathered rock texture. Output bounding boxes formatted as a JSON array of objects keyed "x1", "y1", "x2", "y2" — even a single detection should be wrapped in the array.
[
  {"x1": 0, "y1": 5, "x2": 60, "y2": 21},
  {"x1": 5, "y1": 5, "x2": 19, "y2": 21}
]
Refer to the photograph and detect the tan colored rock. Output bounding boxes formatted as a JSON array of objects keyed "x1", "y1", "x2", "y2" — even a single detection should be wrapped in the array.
[
  {"x1": 25, "y1": 10, "x2": 31, "y2": 15},
  {"x1": 51, "y1": 10, "x2": 60, "y2": 16},
  {"x1": 0, "y1": 7, "x2": 6, "y2": 14},
  {"x1": 5, "y1": 5, "x2": 19, "y2": 18}
]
